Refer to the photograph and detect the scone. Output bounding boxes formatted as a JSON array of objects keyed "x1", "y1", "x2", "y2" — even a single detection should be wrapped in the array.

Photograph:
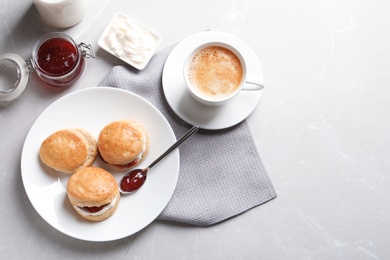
[
  {"x1": 39, "y1": 128, "x2": 98, "y2": 174},
  {"x1": 98, "y1": 119, "x2": 149, "y2": 169},
  {"x1": 67, "y1": 167, "x2": 120, "y2": 222}
]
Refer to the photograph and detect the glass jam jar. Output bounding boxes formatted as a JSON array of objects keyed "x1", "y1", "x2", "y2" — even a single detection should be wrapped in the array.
[{"x1": 0, "y1": 32, "x2": 94, "y2": 101}]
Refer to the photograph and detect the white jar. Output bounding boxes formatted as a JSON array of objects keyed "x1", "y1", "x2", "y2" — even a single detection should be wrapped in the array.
[{"x1": 33, "y1": 0, "x2": 87, "y2": 28}]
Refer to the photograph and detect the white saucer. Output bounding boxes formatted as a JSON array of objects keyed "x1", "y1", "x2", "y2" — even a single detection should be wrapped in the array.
[{"x1": 162, "y1": 31, "x2": 264, "y2": 130}]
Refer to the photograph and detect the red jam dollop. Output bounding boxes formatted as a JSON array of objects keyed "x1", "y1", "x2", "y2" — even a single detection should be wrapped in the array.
[
  {"x1": 114, "y1": 159, "x2": 138, "y2": 169},
  {"x1": 120, "y1": 169, "x2": 146, "y2": 193},
  {"x1": 81, "y1": 205, "x2": 105, "y2": 213},
  {"x1": 37, "y1": 38, "x2": 78, "y2": 75},
  {"x1": 98, "y1": 152, "x2": 138, "y2": 169}
]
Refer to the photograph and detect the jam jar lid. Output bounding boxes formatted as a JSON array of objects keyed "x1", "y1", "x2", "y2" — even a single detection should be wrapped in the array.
[{"x1": 0, "y1": 53, "x2": 30, "y2": 101}]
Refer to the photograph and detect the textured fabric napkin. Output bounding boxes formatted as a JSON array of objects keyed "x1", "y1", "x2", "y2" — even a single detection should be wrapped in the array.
[{"x1": 99, "y1": 45, "x2": 277, "y2": 226}]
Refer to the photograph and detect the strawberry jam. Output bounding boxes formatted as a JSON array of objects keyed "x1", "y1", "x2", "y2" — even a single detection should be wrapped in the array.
[
  {"x1": 37, "y1": 38, "x2": 78, "y2": 75},
  {"x1": 120, "y1": 169, "x2": 147, "y2": 193},
  {"x1": 32, "y1": 33, "x2": 85, "y2": 87},
  {"x1": 81, "y1": 205, "x2": 105, "y2": 213}
]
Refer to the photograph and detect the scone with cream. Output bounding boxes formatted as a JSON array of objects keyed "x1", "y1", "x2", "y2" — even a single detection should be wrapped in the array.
[
  {"x1": 39, "y1": 128, "x2": 98, "y2": 174},
  {"x1": 67, "y1": 167, "x2": 120, "y2": 222},
  {"x1": 98, "y1": 119, "x2": 149, "y2": 169}
]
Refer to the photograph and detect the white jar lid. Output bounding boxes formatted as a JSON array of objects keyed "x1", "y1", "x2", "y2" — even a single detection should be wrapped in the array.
[{"x1": 0, "y1": 53, "x2": 30, "y2": 101}]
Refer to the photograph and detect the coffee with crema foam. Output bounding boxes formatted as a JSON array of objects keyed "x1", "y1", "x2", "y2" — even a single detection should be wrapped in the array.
[{"x1": 187, "y1": 46, "x2": 243, "y2": 100}]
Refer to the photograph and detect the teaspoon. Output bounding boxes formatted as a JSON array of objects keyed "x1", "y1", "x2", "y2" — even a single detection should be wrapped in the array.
[{"x1": 119, "y1": 125, "x2": 199, "y2": 194}]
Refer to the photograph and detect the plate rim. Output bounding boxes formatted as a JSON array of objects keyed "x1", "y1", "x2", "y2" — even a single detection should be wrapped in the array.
[{"x1": 20, "y1": 87, "x2": 179, "y2": 242}]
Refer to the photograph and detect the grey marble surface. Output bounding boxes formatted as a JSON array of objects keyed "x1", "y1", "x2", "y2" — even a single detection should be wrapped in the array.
[{"x1": 1, "y1": 0, "x2": 390, "y2": 259}]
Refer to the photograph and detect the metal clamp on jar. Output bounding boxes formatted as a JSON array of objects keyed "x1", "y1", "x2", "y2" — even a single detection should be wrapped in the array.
[{"x1": 0, "y1": 32, "x2": 94, "y2": 101}]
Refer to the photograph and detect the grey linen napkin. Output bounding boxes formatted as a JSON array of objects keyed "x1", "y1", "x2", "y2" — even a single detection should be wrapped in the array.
[{"x1": 99, "y1": 45, "x2": 277, "y2": 226}]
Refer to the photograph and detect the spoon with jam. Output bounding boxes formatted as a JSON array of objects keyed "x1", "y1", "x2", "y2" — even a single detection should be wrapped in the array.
[{"x1": 119, "y1": 125, "x2": 199, "y2": 194}]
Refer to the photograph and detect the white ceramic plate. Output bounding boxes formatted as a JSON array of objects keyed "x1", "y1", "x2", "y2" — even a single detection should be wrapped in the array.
[
  {"x1": 21, "y1": 87, "x2": 178, "y2": 242},
  {"x1": 98, "y1": 13, "x2": 161, "y2": 70},
  {"x1": 162, "y1": 31, "x2": 264, "y2": 130}
]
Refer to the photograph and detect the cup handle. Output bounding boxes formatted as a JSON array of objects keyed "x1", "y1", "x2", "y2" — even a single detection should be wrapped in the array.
[{"x1": 242, "y1": 76, "x2": 264, "y2": 90}]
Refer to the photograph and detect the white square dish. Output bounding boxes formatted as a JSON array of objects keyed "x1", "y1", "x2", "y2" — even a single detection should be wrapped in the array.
[{"x1": 98, "y1": 13, "x2": 161, "y2": 70}]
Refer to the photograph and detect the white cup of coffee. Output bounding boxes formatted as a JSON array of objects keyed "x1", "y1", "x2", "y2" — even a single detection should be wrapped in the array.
[{"x1": 184, "y1": 42, "x2": 263, "y2": 106}]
